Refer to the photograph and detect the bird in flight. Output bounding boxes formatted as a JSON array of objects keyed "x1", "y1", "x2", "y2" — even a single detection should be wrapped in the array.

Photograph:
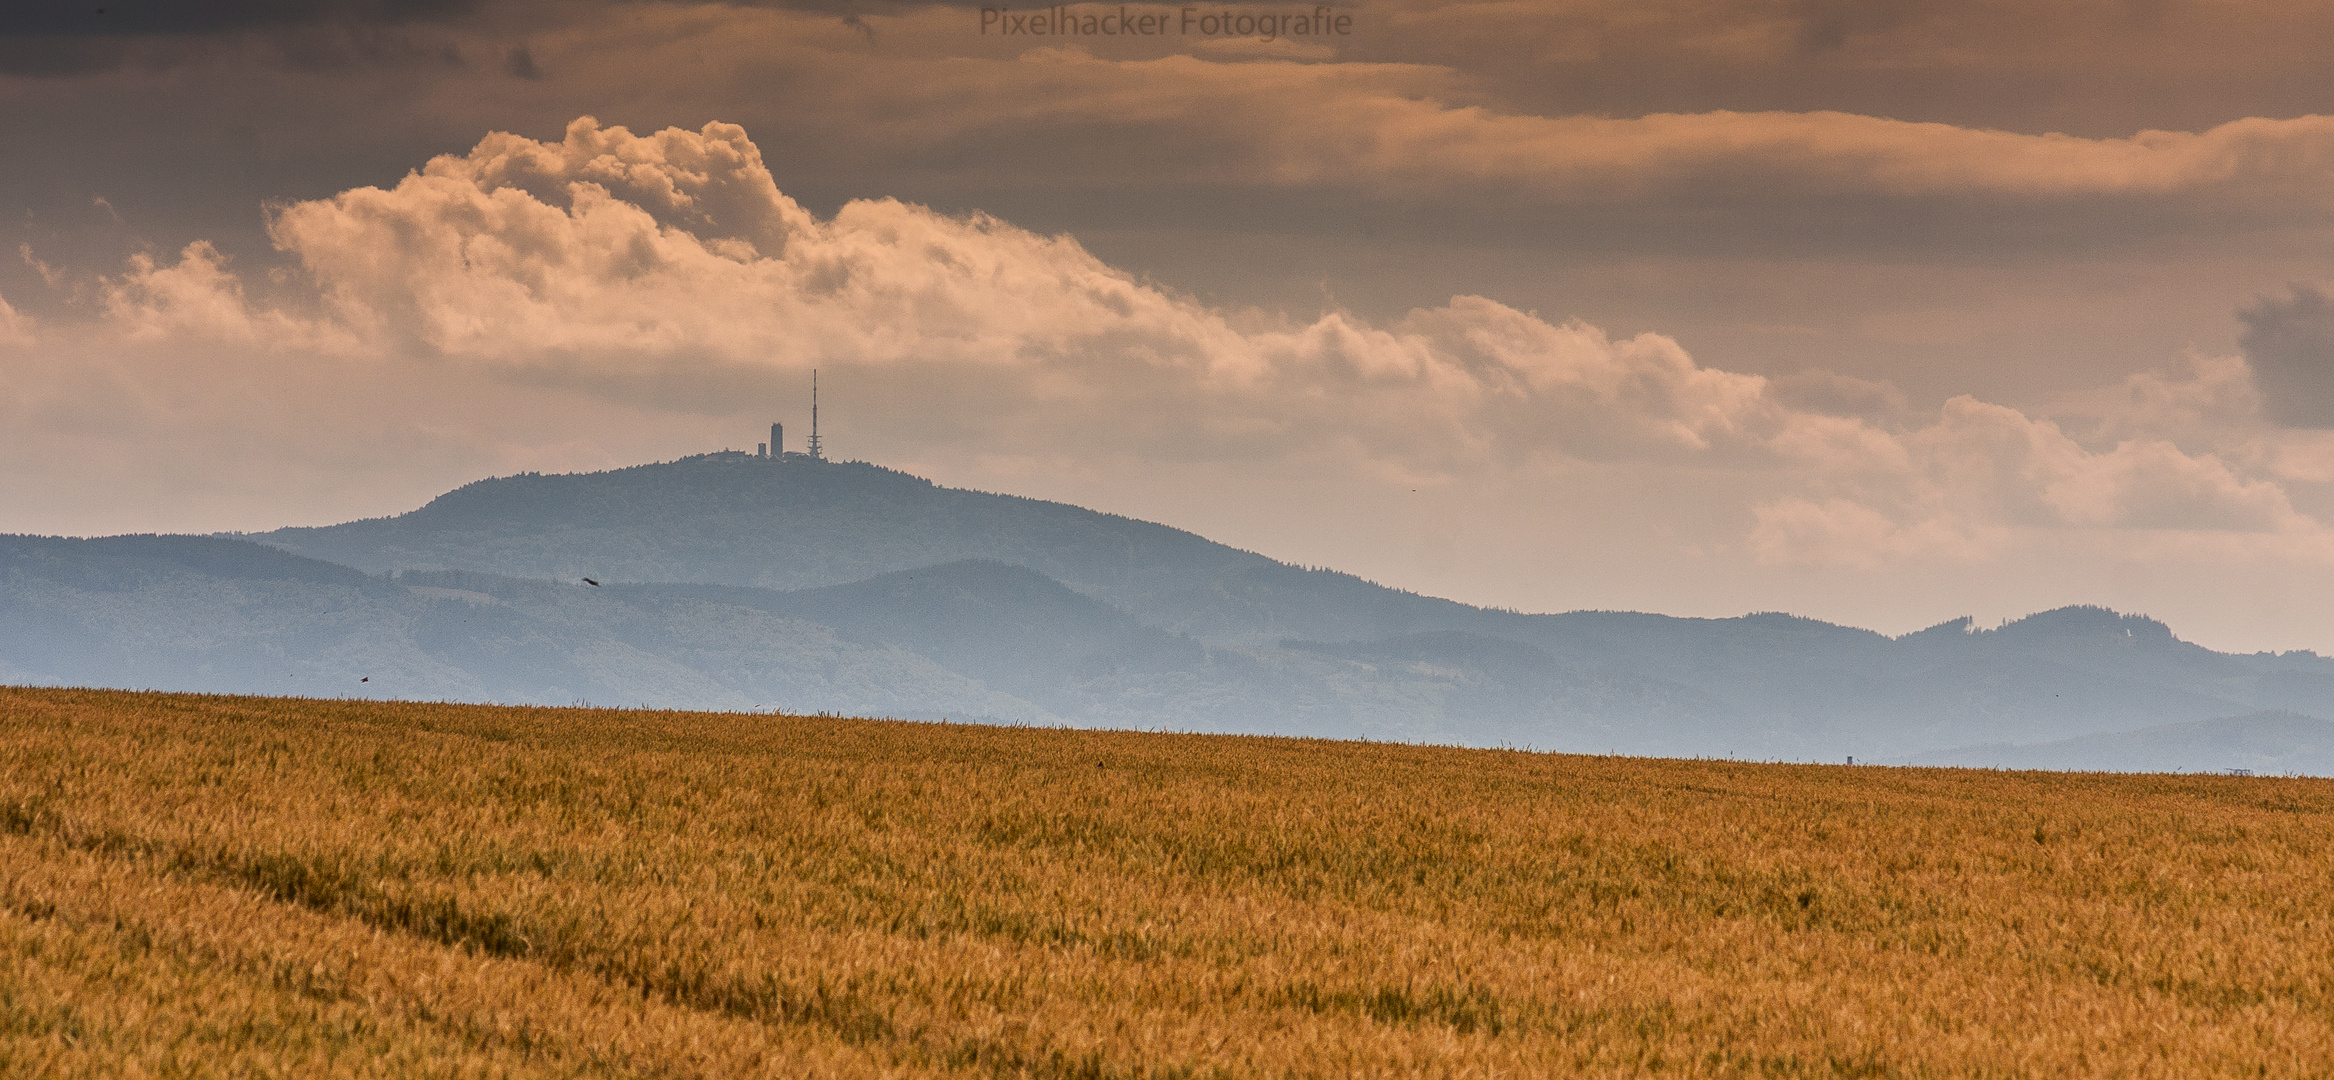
[{"x1": 583, "y1": 577, "x2": 601, "y2": 587}]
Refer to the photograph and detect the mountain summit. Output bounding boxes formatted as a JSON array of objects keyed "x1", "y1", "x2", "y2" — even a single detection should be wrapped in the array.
[{"x1": 253, "y1": 454, "x2": 1479, "y2": 647}]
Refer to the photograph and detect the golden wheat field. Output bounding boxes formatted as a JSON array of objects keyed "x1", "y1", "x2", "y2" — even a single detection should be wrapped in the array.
[{"x1": 2, "y1": 686, "x2": 2331, "y2": 1078}]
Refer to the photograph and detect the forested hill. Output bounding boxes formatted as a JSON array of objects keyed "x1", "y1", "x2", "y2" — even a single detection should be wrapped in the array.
[
  {"x1": 250, "y1": 455, "x2": 1482, "y2": 647},
  {"x1": 11, "y1": 530, "x2": 2332, "y2": 762},
  {"x1": 0, "y1": 452, "x2": 2286, "y2": 766}
]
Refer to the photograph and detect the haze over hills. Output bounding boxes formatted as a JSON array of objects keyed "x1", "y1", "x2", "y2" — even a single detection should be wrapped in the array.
[
  {"x1": 1915, "y1": 711, "x2": 2334, "y2": 776},
  {"x1": 2, "y1": 453, "x2": 2329, "y2": 768}
]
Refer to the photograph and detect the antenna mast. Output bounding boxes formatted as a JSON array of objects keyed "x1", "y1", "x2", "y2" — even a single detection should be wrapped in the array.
[{"x1": 808, "y1": 369, "x2": 823, "y2": 460}]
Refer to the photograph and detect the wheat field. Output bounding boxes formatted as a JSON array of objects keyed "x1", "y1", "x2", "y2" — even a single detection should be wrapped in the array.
[{"x1": 1, "y1": 686, "x2": 2329, "y2": 1077}]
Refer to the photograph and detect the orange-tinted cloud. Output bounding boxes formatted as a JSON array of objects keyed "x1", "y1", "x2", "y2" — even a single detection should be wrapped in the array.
[
  {"x1": 0, "y1": 291, "x2": 32, "y2": 346},
  {"x1": 37, "y1": 118, "x2": 2315, "y2": 573}
]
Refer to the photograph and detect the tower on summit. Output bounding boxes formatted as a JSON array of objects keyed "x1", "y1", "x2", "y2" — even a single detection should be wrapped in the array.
[
  {"x1": 746, "y1": 374, "x2": 822, "y2": 461},
  {"x1": 807, "y1": 369, "x2": 823, "y2": 460}
]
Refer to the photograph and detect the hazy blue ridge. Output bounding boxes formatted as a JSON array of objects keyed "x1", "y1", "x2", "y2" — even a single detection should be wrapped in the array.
[
  {"x1": 621, "y1": 563, "x2": 1734, "y2": 748},
  {"x1": 1911, "y1": 711, "x2": 2334, "y2": 776},
  {"x1": 1, "y1": 454, "x2": 2325, "y2": 763},
  {"x1": 242, "y1": 460, "x2": 2334, "y2": 743},
  {"x1": 7, "y1": 528, "x2": 2331, "y2": 759},
  {"x1": 0, "y1": 535, "x2": 1694, "y2": 747},
  {"x1": 0, "y1": 533, "x2": 1055, "y2": 723},
  {"x1": 215, "y1": 455, "x2": 2334, "y2": 748},
  {"x1": 252, "y1": 456, "x2": 1295, "y2": 639}
]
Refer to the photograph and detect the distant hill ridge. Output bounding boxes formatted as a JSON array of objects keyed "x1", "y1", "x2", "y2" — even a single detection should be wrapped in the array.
[
  {"x1": 0, "y1": 455, "x2": 2325, "y2": 766},
  {"x1": 241, "y1": 456, "x2": 2334, "y2": 756},
  {"x1": 254, "y1": 456, "x2": 1346, "y2": 642}
]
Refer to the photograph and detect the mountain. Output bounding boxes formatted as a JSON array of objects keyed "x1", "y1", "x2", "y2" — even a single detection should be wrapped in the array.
[
  {"x1": 253, "y1": 455, "x2": 1316, "y2": 644},
  {"x1": 244, "y1": 456, "x2": 2334, "y2": 738},
  {"x1": 0, "y1": 534, "x2": 1050, "y2": 722},
  {"x1": 231, "y1": 456, "x2": 2334, "y2": 751},
  {"x1": 631, "y1": 563, "x2": 1745, "y2": 746},
  {"x1": 646, "y1": 560, "x2": 1211, "y2": 717},
  {"x1": 1912, "y1": 711, "x2": 2334, "y2": 776},
  {"x1": 0, "y1": 535, "x2": 1683, "y2": 745},
  {"x1": 253, "y1": 454, "x2": 1571, "y2": 649},
  {"x1": 3, "y1": 454, "x2": 2329, "y2": 761}
]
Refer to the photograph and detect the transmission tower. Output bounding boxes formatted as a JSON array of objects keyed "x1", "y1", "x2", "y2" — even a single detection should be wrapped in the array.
[{"x1": 807, "y1": 369, "x2": 823, "y2": 460}]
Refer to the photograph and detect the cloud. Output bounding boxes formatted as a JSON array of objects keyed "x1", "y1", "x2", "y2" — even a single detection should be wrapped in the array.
[
  {"x1": 639, "y1": 36, "x2": 2334, "y2": 206},
  {"x1": 2020, "y1": 349, "x2": 2334, "y2": 490},
  {"x1": 137, "y1": 5, "x2": 2325, "y2": 219},
  {"x1": 260, "y1": 118, "x2": 1850, "y2": 470},
  {"x1": 502, "y1": 43, "x2": 544, "y2": 80},
  {"x1": 1748, "y1": 391, "x2": 2316, "y2": 567},
  {"x1": 1193, "y1": 38, "x2": 1339, "y2": 62},
  {"x1": 0, "y1": 0, "x2": 485, "y2": 77},
  {"x1": 2239, "y1": 284, "x2": 2334, "y2": 428},
  {"x1": 1, "y1": 0, "x2": 483, "y2": 37},
  {"x1": 18, "y1": 0, "x2": 2334, "y2": 153},
  {"x1": 2051, "y1": 438, "x2": 2296, "y2": 531},
  {"x1": 1198, "y1": 93, "x2": 2334, "y2": 201},
  {"x1": 99, "y1": 240, "x2": 357, "y2": 353},
  {"x1": 17, "y1": 0, "x2": 2334, "y2": 308},
  {"x1": 1749, "y1": 498, "x2": 1999, "y2": 570},
  {"x1": 1763, "y1": 368, "x2": 1909, "y2": 423},
  {"x1": 18, "y1": 116, "x2": 2334, "y2": 576},
  {"x1": 2081, "y1": 353, "x2": 2264, "y2": 448},
  {"x1": 0, "y1": 292, "x2": 32, "y2": 345}
]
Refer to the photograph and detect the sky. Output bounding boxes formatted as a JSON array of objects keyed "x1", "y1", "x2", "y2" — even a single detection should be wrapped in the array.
[{"x1": 8, "y1": 0, "x2": 2334, "y2": 652}]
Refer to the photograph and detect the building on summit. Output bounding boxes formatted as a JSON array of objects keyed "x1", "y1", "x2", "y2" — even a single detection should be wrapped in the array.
[{"x1": 748, "y1": 371, "x2": 821, "y2": 460}]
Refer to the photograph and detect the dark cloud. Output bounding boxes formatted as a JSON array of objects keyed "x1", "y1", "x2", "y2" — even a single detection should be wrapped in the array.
[
  {"x1": 1, "y1": 0, "x2": 481, "y2": 37},
  {"x1": 1793, "y1": 0, "x2": 1927, "y2": 53},
  {"x1": 0, "y1": 37, "x2": 129, "y2": 76},
  {"x1": 0, "y1": 0, "x2": 483, "y2": 76},
  {"x1": 1764, "y1": 369, "x2": 1910, "y2": 423},
  {"x1": 7, "y1": 0, "x2": 2334, "y2": 413},
  {"x1": 2240, "y1": 286, "x2": 2334, "y2": 428},
  {"x1": 502, "y1": 41, "x2": 542, "y2": 78},
  {"x1": 675, "y1": 0, "x2": 951, "y2": 15},
  {"x1": 1348, "y1": 0, "x2": 2334, "y2": 142}
]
